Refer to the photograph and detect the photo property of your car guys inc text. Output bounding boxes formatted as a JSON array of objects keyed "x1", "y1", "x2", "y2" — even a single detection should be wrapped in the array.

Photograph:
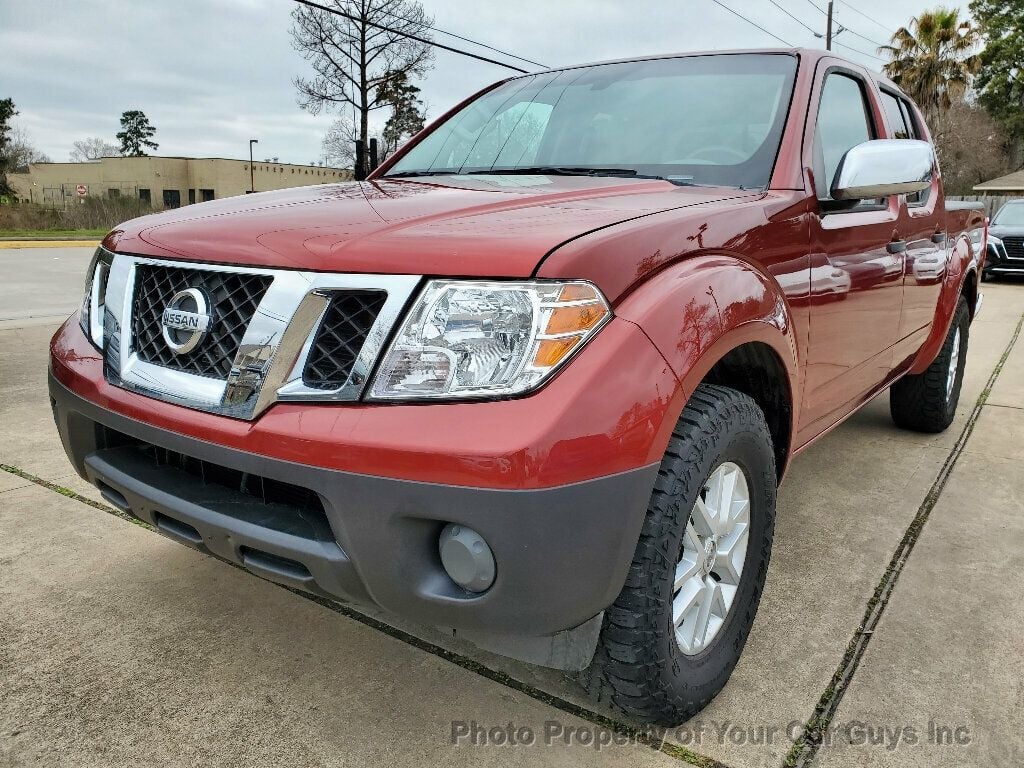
[{"x1": 2, "y1": 1, "x2": 1023, "y2": 767}]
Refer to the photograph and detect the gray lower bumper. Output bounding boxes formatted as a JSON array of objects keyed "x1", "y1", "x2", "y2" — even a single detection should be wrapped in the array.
[{"x1": 49, "y1": 373, "x2": 658, "y2": 669}]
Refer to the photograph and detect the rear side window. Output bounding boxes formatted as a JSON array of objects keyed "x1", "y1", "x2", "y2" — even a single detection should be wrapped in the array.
[
  {"x1": 898, "y1": 99, "x2": 920, "y2": 139},
  {"x1": 880, "y1": 91, "x2": 911, "y2": 138},
  {"x1": 881, "y1": 89, "x2": 930, "y2": 205},
  {"x1": 813, "y1": 73, "x2": 875, "y2": 200}
]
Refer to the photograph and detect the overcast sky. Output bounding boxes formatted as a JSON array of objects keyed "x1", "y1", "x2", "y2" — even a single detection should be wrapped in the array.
[{"x1": 2, "y1": 0, "x2": 969, "y2": 166}]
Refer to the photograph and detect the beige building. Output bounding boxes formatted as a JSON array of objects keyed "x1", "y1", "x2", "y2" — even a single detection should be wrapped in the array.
[{"x1": 8, "y1": 155, "x2": 353, "y2": 209}]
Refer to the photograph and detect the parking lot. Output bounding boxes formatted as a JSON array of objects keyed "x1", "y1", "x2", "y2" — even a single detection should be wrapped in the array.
[{"x1": 1, "y1": 246, "x2": 1022, "y2": 768}]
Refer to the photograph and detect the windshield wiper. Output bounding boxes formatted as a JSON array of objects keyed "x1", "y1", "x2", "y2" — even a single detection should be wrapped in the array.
[
  {"x1": 466, "y1": 167, "x2": 700, "y2": 186},
  {"x1": 385, "y1": 166, "x2": 700, "y2": 186},
  {"x1": 466, "y1": 166, "x2": 639, "y2": 177},
  {"x1": 382, "y1": 170, "x2": 463, "y2": 178}
]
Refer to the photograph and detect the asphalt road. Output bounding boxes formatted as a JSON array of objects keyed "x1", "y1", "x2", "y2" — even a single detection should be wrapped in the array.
[
  {"x1": 0, "y1": 246, "x2": 94, "y2": 329},
  {"x1": 1, "y1": 247, "x2": 1022, "y2": 768}
]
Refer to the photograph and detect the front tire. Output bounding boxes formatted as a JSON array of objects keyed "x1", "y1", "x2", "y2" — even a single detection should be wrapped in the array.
[
  {"x1": 890, "y1": 296, "x2": 969, "y2": 433},
  {"x1": 584, "y1": 384, "x2": 777, "y2": 726}
]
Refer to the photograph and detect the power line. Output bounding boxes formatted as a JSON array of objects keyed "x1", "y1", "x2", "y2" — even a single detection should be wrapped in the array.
[
  {"x1": 376, "y1": 8, "x2": 548, "y2": 69},
  {"x1": 766, "y1": 0, "x2": 822, "y2": 37},
  {"x1": 800, "y1": 0, "x2": 827, "y2": 16},
  {"x1": 797, "y1": 0, "x2": 887, "y2": 47},
  {"x1": 833, "y1": 40, "x2": 886, "y2": 63},
  {"x1": 292, "y1": 0, "x2": 532, "y2": 74},
  {"x1": 709, "y1": 0, "x2": 795, "y2": 47},
  {"x1": 836, "y1": 22, "x2": 887, "y2": 49},
  {"x1": 836, "y1": 0, "x2": 895, "y2": 35}
]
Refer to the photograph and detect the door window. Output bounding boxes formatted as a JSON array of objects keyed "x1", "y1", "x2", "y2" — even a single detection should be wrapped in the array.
[
  {"x1": 880, "y1": 91, "x2": 911, "y2": 138},
  {"x1": 880, "y1": 89, "x2": 930, "y2": 206},
  {"x1": 813, "y1": 73, "x2": 875, "y2": 201}
]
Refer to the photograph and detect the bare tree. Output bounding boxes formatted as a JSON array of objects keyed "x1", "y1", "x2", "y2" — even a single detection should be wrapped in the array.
[
  {"x1": 70, "y1": 137, "x2": 120, "y2": 162},
  {"x1": 933, "y1": 101, "x2": 1012, "y2": 194},
  {"x1": 322, "y1": 117, "x2": 360, "y2": 167},
  {"x1": 321, "y1": 73, "x2": 425, "y2": 168},
  {"x1": 5, "y1": 126, "x2": 50, "y2": 171},
  {"x1": 291, "y1": 0, "x2": 433, "y2": 172}
]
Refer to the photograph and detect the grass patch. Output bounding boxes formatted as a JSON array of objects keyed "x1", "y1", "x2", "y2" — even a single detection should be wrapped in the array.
[{"x1": 0, "y1": 228, "x2": 107, "y2": 239}]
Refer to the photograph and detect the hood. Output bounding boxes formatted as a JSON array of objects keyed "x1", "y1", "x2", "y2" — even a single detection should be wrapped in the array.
[
  {"x1": 989, "y1": 224, "x2": 1024, "y2": 240},
  {"x1": 108, "y1": 175, "x2": 755, "y2": 277}
]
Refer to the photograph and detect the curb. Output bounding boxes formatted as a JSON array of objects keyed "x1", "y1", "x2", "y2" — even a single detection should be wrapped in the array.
[{"x1": 0, "y1": 240, "x2": 101, "y2": 249}]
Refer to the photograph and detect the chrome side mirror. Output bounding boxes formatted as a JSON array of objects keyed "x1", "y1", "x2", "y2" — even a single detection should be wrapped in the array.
[{"x1": 831, "y1": 139, "x2": 933, "y2": 201}]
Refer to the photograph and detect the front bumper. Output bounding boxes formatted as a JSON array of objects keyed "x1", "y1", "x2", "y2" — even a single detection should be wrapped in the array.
[
  {"x1": 49, "y1": 370, "x2": 659, "y2": 669},
  {"x1": 983, "y1": 240, "x2": 1024, "y2": 276}
]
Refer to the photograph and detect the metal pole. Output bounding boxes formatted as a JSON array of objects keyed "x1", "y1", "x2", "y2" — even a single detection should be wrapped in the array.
[
  {"x1": 354, "y1": 139, "x2": 366, "y2": 181},
  {"x1": 826, "y1": 1, "x2": 834, "y2": 51},
  {"x1": 249, "y1": 139, "x2": 259, "y2": 193},
  {"x1": 369, "y1": 138, "x2": 379, "y2": 173}
]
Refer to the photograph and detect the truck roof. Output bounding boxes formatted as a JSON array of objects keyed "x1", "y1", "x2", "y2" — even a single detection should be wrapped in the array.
[{"x1": 517, "y1": 47, "x2": 900, "y2": 94}]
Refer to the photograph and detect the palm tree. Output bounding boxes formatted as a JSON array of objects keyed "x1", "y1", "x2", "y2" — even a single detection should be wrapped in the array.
[{"x1": 879, "y1": 8, "x2": 980, "y2": 125}]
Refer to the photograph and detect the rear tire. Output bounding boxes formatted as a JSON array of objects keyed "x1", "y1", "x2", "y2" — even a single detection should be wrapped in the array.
[
  {"x1": 584, "y1": 384, "x2": 777, "y2": 726},
  {"x1": 890, "y1": 296, "x2": 969, "y2": 433}
]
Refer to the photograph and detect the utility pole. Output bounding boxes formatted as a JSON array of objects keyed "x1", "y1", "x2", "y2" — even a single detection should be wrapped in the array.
[
  {"x1": 826, "y1": 1, "x2": 834, "y2": 51},
  {"x1": 249, "y1": 138, "x2": 259, "y2": 193}
]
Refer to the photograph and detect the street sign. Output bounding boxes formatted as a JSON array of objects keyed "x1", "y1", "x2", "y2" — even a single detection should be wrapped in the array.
[{"x1": 76, "y1": 184, "x2": 87, "y2": 197}]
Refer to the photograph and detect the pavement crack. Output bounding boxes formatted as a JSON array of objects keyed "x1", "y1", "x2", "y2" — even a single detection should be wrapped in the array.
[{"x1": 783, "y1": 309, "x2": 1024, "y2": 768}]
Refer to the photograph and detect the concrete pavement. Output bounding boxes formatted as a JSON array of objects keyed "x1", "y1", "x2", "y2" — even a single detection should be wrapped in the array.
[{"x1": 1, "y1": 247, "x2": 1022, "y2": 768}]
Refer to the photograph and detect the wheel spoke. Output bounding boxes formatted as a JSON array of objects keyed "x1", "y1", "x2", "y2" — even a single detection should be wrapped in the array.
[
  {"x1": 688, "y1": 577, "x2": 721, "y2": 647},
  {"x1": 690, "y1": 496, "x2": 717, "y2": 537},
  {"x1": 673, "y1": 576, "x2": 705, "y2": 628},
  {"x1": 713, "y1": 524, "x2": 749, "y2": 585},
  {"x1": 674, "y1": 525, "x2": 701, "y2": 591},
  {"x1": 718, "y1": 467, "x2": 739, "y2": 529},
  {"x1": 730, "y1": 495, "x2": 750, "y2": 526}
]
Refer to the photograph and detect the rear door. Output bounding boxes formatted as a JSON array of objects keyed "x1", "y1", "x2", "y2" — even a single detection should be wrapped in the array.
[
  {"x1": 799, "y1": 63, "x2": 905, "y2": 437},
  {"x1": 877, "y1": 89, "x2": 945, "y2": 361}
]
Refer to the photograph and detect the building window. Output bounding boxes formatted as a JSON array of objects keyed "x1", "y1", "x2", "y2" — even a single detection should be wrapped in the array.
[
  {"x1": 200, "y1": 188, "x2": 215, "y2": 202},
  {"x1": 162, "y1": 189, "x2": 181, "y2": 208},
  {"x1": 107, "y1": 188, "x2": 120, "y2": 199},
  {"x1": 139, "y1": 188, "x2": 151, "y2": 204},
  {"x1": 188, "y1": 189, "x2": 196, "y2": 205}
]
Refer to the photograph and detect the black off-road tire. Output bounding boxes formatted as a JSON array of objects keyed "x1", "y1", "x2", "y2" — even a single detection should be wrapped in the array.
[
  {"x1": 583, "y1": 384, "x2": 777, "y2": 726},
  {"x1": 890, "y1": 296, "x2": 969, "y2": 433}
]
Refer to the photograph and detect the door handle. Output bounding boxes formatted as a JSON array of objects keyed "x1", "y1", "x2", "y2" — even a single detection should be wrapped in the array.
[
  {"x1": 931, "y1": 232, "x2": 947, "y2": 245},
  {"x1": 887, "y1": 240, "x2": 907, "y2": 254}
]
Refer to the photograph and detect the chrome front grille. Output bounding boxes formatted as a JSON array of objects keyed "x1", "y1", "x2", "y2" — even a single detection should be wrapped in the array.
[
  {"x1": 132, "y1": 265, "x2": 272, "y2": 379},
  {"x1": 301, "y1": 290, "x2": 388, "y2": 390},
  {"x1": 97, "y1": 250, "x2": 420, "y2": 420}
]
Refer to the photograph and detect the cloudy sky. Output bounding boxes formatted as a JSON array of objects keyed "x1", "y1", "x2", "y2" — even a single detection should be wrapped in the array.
[{"x1": 2, "y1": 0, "x2": 969, "y2": 166}]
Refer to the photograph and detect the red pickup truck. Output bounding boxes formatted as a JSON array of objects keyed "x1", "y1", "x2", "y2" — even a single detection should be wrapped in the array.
[{"x1": 50, "y1": 48, "x2": 985, "y2": 725}]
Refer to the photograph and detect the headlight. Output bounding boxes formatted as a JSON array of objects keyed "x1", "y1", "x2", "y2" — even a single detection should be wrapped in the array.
[
  {"x1": 369, "y1": 280, "x2": 611, "y2": 400},
  {"x1": 987, "y1": 236, "x2": 1004, "y2": 259},
  {"x1": 79, "y1": 247, "x2": 113, "y2": 349}
]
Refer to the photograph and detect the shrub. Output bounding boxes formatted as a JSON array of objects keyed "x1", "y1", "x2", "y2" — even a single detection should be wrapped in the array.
[{"x1": 0, "y1": 197, "x2": 154, "y2": 232}]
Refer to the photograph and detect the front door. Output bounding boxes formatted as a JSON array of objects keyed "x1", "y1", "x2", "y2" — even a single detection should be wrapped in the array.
[{"x1": 799, "y1": 66, "x2": 905, "y2": 438}]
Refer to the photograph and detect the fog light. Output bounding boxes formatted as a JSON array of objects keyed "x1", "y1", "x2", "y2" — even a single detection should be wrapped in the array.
[{"x1": 439, "y1": 523, "x2": 495, "y2": 593}]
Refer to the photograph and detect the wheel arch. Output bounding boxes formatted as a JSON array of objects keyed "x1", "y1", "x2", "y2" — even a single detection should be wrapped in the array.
[
  {"x1": 908, "y1": 233, "x2": 978, "y2": 375},
  {"x1": 700, "y1": 341, "x2": 793, "y2": 479},
  {"x1": 615, "y1": 255, "x2": 801, "y2": 479}
]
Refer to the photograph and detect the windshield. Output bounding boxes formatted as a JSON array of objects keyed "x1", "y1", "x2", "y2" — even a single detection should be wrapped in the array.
[
  {"x1": 385, "y1": 53, "x2": 798, "y2": 189},
  {"x1": 993, "y1": 202, "x2": 1024, "y2": 227}
]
